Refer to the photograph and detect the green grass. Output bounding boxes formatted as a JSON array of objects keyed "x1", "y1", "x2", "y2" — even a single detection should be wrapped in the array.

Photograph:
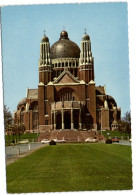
[
  {"x1": 5, "y1": 133, "x2": 39, "y2": 145},
  {"x1": 6, "y1": 143, "x2": 132, "y2": 193},
  {"x1": 99, "y1": 130, "x2": 130, "y2": 139}
]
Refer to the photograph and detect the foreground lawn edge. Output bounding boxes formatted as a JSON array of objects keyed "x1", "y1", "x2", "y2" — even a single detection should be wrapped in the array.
[{"x1": 6, "y1": 143, "x2": 132, "y2": 193}]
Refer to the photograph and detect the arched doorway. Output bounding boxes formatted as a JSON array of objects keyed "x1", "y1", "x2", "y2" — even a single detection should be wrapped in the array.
[
  {"x1": 56, "y1": 112, "x2": 62, "y2": 130},
  {"x1": 64, "y1": 112, "x2": 71, "y2": 129},
  {"x1": 73, "y1": 110, "x2": 79, "y2": 129}
]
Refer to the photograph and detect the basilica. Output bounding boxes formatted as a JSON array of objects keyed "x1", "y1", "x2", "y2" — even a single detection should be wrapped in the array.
[{"x1": 14, "y1": 30, "x2": 121, "y2": 135}]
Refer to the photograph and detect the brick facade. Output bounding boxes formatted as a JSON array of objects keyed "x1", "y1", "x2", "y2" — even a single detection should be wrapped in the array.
[{"x1": 14, "y1": 30, "x2": 121, "y2": 132}]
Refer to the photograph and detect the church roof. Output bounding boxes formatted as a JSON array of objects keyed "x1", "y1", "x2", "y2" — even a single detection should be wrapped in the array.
[
  {"x1": 96, "y1": 86, "x2": 105, "y2": 95},
  {"x1": 107, "y1": 95, "x2": 117, "y2": 107},
  {"x1": 27, "y1": 89, "x2": 38, "y2": 99},
  {"x1": 18, "y1": 98, "x2": 26, "y2": 106},
  {"x1": 50, "y1": 30, "x2": 80, "y2": 59}
]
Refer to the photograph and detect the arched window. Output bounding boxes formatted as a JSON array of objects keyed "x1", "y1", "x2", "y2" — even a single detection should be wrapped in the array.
[
  {"x1": 58, "y1": 88, "x2": 76, "y2": 101},
  {"x1": 30, "y1": 101, "x2": 38, "y2": 111},
  {"x1": 21, "y1": 107, "x2": 25, "y2": 112}
]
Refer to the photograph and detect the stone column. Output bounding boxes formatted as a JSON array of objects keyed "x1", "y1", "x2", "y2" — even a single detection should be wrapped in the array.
[
  {"x1": 54, "y1": 110, "x2": 56, "y2": 130},
  {"x1": 71, "y1": 108, "x2": 73, "y2": 129},
  {"x1": 51, "y1": 112, "x2": 53, "y2": 130},
  {"x1": 66, "y1": 92, "x2": 68, "y2": 101},
  {"x1": 62, "y1": 108, "x2": 64, "y2": 130},
  {"x1": 79, "y1": 108, "x2": 82, "y2": 129},
  {"x1": 81, "y1": 41, "x2": 83, "y2": 51}
]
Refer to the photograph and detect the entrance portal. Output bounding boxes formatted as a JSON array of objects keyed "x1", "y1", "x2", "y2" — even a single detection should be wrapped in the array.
[
  {"x1": 56, "y1": 112, "x2": 62, "y2": 129},
  {"x1": 64, "y1": 112, "x2": 71, "y2": 129},
  {"x1": 73, "y1": 110, "x2": 79, "y2": 129}
]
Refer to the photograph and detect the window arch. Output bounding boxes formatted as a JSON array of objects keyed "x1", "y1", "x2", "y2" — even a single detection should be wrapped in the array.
[
  {"x1": 58, "y1": 88, "x2": 76, "y2": 101},
  {"x1": 30, "y1": 101, "x2": 38, "y2": 111}
]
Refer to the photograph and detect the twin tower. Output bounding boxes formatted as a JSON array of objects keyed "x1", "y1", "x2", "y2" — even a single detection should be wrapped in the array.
[
  {"x1": 38, "y1": 30, "x2": 98, "y2": 131},
  {"x1": 14, "y1": 30, "x2": 121, "y2": 133},
  {"x1": 39, "y1": 30, "x2": 94, "y2": 85}
]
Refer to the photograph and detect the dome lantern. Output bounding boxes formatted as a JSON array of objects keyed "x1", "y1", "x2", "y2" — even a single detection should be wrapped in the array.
[{"x1": 60, "y1": 30, "x2": 69, "y2": 40}]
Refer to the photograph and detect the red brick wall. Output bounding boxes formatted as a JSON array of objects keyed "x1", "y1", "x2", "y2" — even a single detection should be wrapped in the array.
[
  {"x1": 102, "y1": 109, "x2": 110, "y2": 130},
  {"x1": 79, "y1": 64, "x2": 94, "y2": 83},
  {"x1": 88, "y1": 82, "x2": 96, "y2": 125},
  {"x1": 24, "y1": 112, "x2": 30, "y2": 130},
  {"x1": 38, "y1": 85, "x2": 45, "y2": 125}
]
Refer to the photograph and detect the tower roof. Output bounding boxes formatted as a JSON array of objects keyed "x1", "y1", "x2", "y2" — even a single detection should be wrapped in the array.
[
  {"x1": 82, "y1": 33, "x2": 90, "y2": 41},
  {"x1": 41, "y1": 35, "x2": 49, "y2": 43},
  {"x1": 50, "y1": 30, "x2": 80, "y2": 59}
]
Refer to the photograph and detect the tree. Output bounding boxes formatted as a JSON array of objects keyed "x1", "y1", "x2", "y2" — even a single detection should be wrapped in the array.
[
  {"x1": 118, "y1": 111, "x2": 131, "y2": 138},
  {"x1": 4, "y1": 105, "x2": 13, "y2": 130},
  {"x1": 10, "y1": 123, "x2": 26, "y2": 143},
  {"x1": 17, "y1": 123, "x2": 26, "y2": 141},
  {"x1": 4, "y1": 105, "x2": 13, "y2": 145},
  {"x1": 123, "y1": 111, "x2": 131, "y2": 138}
]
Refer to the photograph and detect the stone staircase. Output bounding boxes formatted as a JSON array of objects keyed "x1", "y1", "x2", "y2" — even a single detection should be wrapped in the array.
[{"x1": 38, "y1": 130, "x2": 105, "y2": 142}]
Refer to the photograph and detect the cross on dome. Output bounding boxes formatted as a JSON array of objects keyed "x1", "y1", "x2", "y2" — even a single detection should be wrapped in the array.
[{"x1": 44, "y1": 30, "x2": 46, "y2": 36}]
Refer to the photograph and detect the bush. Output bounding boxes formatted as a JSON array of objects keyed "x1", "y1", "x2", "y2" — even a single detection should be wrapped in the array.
[
  {"x1": 49, "y1": 140, "x2": 56, "y2": 145},
  {"x1": 106, "y1": 139, "x2": 112, "y2": 144}
]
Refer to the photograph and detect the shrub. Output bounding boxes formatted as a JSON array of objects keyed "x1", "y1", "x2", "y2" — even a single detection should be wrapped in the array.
[
  {"x1": 106, "y1": 139, "x2": 112, "y2": 144},
  {"x1": 49, "y1": 140, "x2": 56, "y2": 145}
]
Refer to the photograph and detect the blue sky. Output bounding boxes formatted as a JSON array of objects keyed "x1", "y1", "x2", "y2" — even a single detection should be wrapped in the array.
[{"x1": 1, "y1": 2, "x2": 129, "y2": 116}]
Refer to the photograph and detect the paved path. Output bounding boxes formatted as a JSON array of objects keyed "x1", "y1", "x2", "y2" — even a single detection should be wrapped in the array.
[
  {"x1": 6, "y1": 141, "x2": 131, "y2": 166},
  {"x1": 6, "y1": 143, "x2": 47, "y2": 165},
  {"x1": 113, "y1": 140, "x2": 131, "y2": 146}
]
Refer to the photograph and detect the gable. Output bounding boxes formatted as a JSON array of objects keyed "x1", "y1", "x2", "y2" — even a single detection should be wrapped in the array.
[
  {"x1": 59, "y1": 74, "x2": 77, "y2": 84},
  {"x1": 27, "y1": 89, "x2": 38, "y2": 99},
  {"x1": 53, "y1": 70, "x2": 79, "y2": 84}
]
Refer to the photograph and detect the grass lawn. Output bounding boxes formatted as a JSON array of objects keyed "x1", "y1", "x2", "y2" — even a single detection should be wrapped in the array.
[
  {"x1": 99, "y1": 130, "x2": 130, "y2": 139},
  {"x1": 5, "y1": 133, "x2": 39, "y2": 145},
  {"x1": 6, "y1": 143, "x2": 132, "y2": 193}
]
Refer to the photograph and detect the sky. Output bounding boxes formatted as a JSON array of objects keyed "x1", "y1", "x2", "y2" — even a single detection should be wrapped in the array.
[
  {"x1": 1, "y1": 2, "x2": 130, "y2": 116},
  {"x1": 1, "y1": 1, "x2": 136, "y2": 194}
]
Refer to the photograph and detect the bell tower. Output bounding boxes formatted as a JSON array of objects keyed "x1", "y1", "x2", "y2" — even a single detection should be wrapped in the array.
[
  {"x1": 39, "y1": 32, "x2": 52, "y2": 84},
  {"x1": 38, "y1": 33, "x2": 52, "y2": 127},
  {"x1": 79, "y1": 32, "x2": 94, "y2": 83}
]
